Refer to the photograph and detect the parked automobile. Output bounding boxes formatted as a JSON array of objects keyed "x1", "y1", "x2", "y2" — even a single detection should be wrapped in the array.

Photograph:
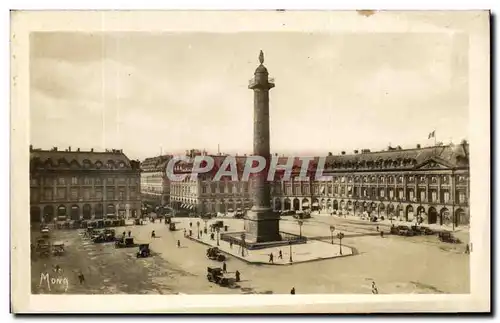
[
  {"x1": 206, "y1": 247, "x2": 226, "y2": 261},
  {"x1": 136, "y1": 244, "x2": 151, "y2": 258},
  {"x1": 438, "y1": 231, "x2": 461, "y2": 243}
]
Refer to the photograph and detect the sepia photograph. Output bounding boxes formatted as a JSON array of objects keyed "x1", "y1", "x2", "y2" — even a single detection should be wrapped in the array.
[{"x1": 10, "y1": 10, "x2": 490, "y2": 313}]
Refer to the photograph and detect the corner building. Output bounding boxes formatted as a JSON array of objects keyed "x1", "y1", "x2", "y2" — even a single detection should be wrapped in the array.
[
  {"x1": 29, "y1": 146, "x2": 141, "y2": 223},
  {"x1": 140, "y1": 155, "x2": 172, "y2": 207}
]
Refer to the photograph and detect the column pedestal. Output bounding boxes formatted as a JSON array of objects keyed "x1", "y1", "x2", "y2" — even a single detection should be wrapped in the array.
[{"x1": 244, "y1": 207, "x2": 281, "y2": 243}]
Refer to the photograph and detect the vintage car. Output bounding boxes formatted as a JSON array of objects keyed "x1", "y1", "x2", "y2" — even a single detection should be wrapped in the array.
[
  {"x1": 390, "y1": 225, "x2": 415, "y2": 236},
  {"x1": 115, "y1": 236, "x2": 135, "y2": 248},
  {"x1": 206, "y1": 267, "x2": 231, "y2": 286},
  {"x1": 293, "y1": 211, "x2": 311, "y2": 219},
  {"x1": 411, "y1": 225, "x2": 435, "y2": 236},
  {"x1": 36, "y1": 238, "x2": 51, "y2": 257},
  {"x1": 206, "y1": 247, "x2": 226, "y2": 262},
  {"x1": 52, "y1": 241, "x2": 65, "y2": 256},
  {"x1": 169, "y1": 222, "x2": 178, "y2": 231},
  {"x1": 136, "y1": 244, "x2": 151, "y2": 258},
  {"x1": 210, "y1": 221, "x2": 224, "y2": 231},
  {"x1": 438, "y1": 231, "x2": 461, "y2": 244}
]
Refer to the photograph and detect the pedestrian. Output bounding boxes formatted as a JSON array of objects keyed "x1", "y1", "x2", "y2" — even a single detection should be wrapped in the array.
[
  {"x1": 465, "y1": 244, "x2": 470, "y2": 254},
  {"x1": 184, "y1": 228, "x2": 187, "y2": 237},
  {"x1": 151, "y1": 230, "x2": 156, "y2": 238},
  {"x1": 290, "y1": 287, "x2": 295, "y2": 294},
  {"x1": 122, "y1": 231, "x2": 126, "y2": 237},
  {"x1": 230, "y1": 241, "x2": 233, "y2": 249},
  {"x1": 278, "y1": 250, "x2": 283, "y2": 259},
  {"x1": 177, "y1": 240, "x2": 181, "y2": 248},
  {"x1": 78, "y1": 271, "x2": 85, "y2": 284},
  {"x1": 371, "y1": 281, "x2": 379, "y2": 294},
  {"x1": 235, "y1": 270, "x2": 240, "y2": 282},
  {"x1": 200, "y1": 230, "x2": 203, "y2": 237},
  {"x1": 223, "y1": 262, "x2": 227, "y2": 273},
  {"x1": 380, "y1": 231, "x2": 384, "y2": 238},
  {"x1": 190, "y1": 222, "x2": 192, "y2": 228},
  {"x1": 376, "y1": 225, "x2": 379, "y2": 232},
  {"x1": 128, "y1": 230, "x2": 131, "y2": 237},
  {"x1": 269, "y1": 253, "x2": 274, "y2": 263}
]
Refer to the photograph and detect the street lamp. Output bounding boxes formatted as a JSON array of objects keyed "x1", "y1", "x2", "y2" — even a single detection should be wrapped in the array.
[
  {"x1": 289, "y1": 240, "x2": 293, "y2": 263},
  {"x1": 337, "y1": 232, "x2": 345, "y2": 255},
  {"x1": 297, "y1": 220, "x2": 304, "y2": 239},
  {"x1": 216, "y1": 227, "x2": 220, "y2": 246},
  {"x1": 329, "y1": 225, "x2": 335, "y2": 244},
  {"x1": 197, "y1": 221, "x2": 200, "y2": 238}
]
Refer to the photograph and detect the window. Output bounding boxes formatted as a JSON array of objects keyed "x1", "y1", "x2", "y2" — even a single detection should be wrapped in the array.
[
  {"x1": 130, "y1": 187, "x2": 137, "y2": 199},
  {"x1": 107, "y1": 188, "x2": 115, "y2": 200},
  {"x1": 458, "y1": 176, "x2": 466, "y2": 183},
  {"x1": 293, "y1": 184, "x2": 300, "y2": 195},
  {"x1": 389, "y1": 189, "x2": 394, "y2": 199},
  {"x1": 379, "y1": 176, "x2": 385, "y2": 183},
  {"x1": 363, "y1": 177, "x2": 368, "y2": 183},
  {"x1": 397, "y1": 176, "x2": 403, "y2": 184},
  {"x1": 420, "y1": 191, "x2": 426, "y2": 202},
  {"x1": 58, "y1": 177, "x2": 66, "y2": 185},
  {"x1": 431, "y1": 176, "x2": 437, "y2": 184},
  {"x1": 459, "y1": 191, "x2": 466, "y2": 203},
  {"x1": 442, "y1": 176, "x2": 449, "y2": 184},
  {"x1": 57, "y1": 188, "x2": 66, "y2": 200},
  {"x1": 227, "y1": 183, "x2": 232, "y2": 194},
  {"x1": 431, "y1": 191, "x2": 437, "y2": 202},
  {"x1": 107, "y1": 178, "x2": 114, "y2": 185},
  {"x1": 118, "y1": 187, "x2": 126, "y2": 200},
  {"x1": 388, "y1": 177, "x2": 394, "y2": 184},
  {"x1": 244, "y1": 182, "x2": 249, "y2": 193},
  {"x1": 202, "y1": 185, "x2": 207, "y2": 194},
  {"x1": 83, "y1": 177, "x2": 92, "y2": 185},
  {"x1": 218, "y1": 182, "x2": 225, "y2": 194},
  {"x1": 95, "y1": 178, "x2": 102, "y2": 185},
  {"x1": 398, "y1": 189, "x2": 404, "y2": 199},
  {"x1": 30, "y1": 177, "x2": 38, "y2": 186},
  {"x1": 303, "y1": 185, "x2": 310, "y2": 195},
  {"x1": 340, "y1": 187, "x2": 345, "y2": 196},
  {"x1": 408, "y1": 176, "x2": 414, "y2": 183},
  {"x1": 44, "y1": 188, "x2": 53, "y2": 200},
  {"x1": 363, "y1": 189, "x2": 368, "y2": 197},
  {"x1": 236, "y1": 183, "x2": 241, "y2": 194},
  {"x1": 83, "y1": 188, "x2": 90, "y2": 200},
  {"x1": 95, "y1": 188, "x2": 103, "y2": 200},
  {"x1": 70, "y1": 188, "x2": 78, "y2": 200},
  {"x1": 327, "y1": 185, "x2": 332, "y2": 194},
  {"x1": 30, "y1": 188, "x2": 39, "y2": 202},
  {"x1": 380, "y1": 189, "x2": 385, "y2": 198},
  {"x1": 409, "y1": 190, "x2": 414, "y2": 201},
  {"x1": 71, "y1": 177, "x2": 78, "y2": 185},
  {"x1": 443, "y1": 191, "x2": 450, "y2": 202},
  {"x1": 419, "y1": 176, "x2": 426, "y2": 183}
]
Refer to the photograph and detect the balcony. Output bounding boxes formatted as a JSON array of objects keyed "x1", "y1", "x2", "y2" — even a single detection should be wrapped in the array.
[{"x1": 248, "y1": 76, "x2": 275, "y2": 88}]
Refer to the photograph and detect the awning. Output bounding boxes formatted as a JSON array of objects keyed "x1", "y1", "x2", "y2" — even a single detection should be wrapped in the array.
[
  {"x1": 181, "y1": 204, "x2": 185, "y2": 208},
  {"x1": 302, "y1": 202, "x2": 310, "y2": 207},
  {"x1": 189, "y1": 205, "x2": 194, "y2": 210},
  {"x1": 312, "y1": 202, "x2": 319, "y2": 207}
]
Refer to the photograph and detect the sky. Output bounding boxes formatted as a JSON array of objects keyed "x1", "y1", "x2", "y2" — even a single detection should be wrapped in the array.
[{"x1": 30, "y1": 31, "x2": 469, "y2": 160}]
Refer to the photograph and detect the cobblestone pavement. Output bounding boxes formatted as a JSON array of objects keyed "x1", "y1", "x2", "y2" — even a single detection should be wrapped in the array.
[{"x1": 31, "y1": 216, "x2": 470, "y2": 294}]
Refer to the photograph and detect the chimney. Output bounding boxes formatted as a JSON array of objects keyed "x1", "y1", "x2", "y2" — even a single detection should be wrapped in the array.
[
  {"x1": 354, "y1": 150, "x2": 359, "y2": 154},
  {"x1": 68, "y1": 146, "x2": 71, "y2": 152},
  {"x1": 91, "y1": 148, "x2": 94, "y2": 152},
  {"x1": 54, "y1": 147, "x2": 58, "y2": 151},
  {"x1": 341, "y1": 151, "x2": 346, "y2": 155},
  {"x1": 77, "y1": 148, "x2": 80, "y2": 152},
  {"x1": 29, "y1": 145, "x2": 33, "y2": 151},
  {"x1": 328, "y1": 152, "x2": 333, "y2": 156},
  {"x1": 416, "y1": 144, "x2": 421, "y2": 149}
]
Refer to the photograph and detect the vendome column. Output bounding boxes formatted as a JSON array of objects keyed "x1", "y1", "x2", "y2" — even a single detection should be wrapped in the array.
[{"x1": 244, "y1": 51, "x2": 281, "y2": 243}]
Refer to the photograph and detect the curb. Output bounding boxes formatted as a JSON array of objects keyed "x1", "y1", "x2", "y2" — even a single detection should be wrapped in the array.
[{"x1": 185, "y1": 235, "x2": 354, "y2": 266}]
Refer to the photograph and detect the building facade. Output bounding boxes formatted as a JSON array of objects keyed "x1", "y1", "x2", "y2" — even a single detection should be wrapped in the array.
[
  {"x1": 29, "y1": 146, "x2": 142, "y2": 223},
  {"x1": 271, "y1": 143, "x2": 470, "y2": 227},
  {"x1": 165, "y1": 143, "x2": 470, "y2": 227},
  {"x1": 140, "y1": 155, "x2": 172, "y2": 207}
]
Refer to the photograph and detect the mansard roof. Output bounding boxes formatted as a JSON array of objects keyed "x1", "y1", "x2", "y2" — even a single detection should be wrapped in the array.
[
  {"x1": 141, "y1": 155, "x2": 173, "y2": 172},
  {"x1": 30, "y1": 148, "x2": 140, "y2": 171}
]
